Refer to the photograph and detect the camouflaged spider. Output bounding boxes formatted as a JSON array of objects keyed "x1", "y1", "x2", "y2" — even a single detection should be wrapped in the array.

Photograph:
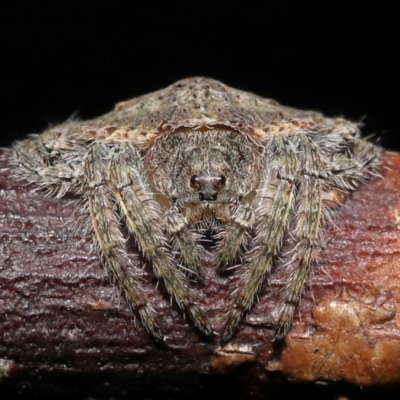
[{"x1": 9, "y1": 77, "x2": 382, "y2": 341}]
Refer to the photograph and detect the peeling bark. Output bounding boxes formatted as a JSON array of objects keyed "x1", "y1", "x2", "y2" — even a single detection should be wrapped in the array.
[{"x1": 1, "y1": 151, "x2": 400, "y2": 398}]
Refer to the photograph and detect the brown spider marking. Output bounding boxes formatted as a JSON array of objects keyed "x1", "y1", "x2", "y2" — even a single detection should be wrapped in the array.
[{"x1": 9, "y1": 77, "x2": 382, "y2": 342}]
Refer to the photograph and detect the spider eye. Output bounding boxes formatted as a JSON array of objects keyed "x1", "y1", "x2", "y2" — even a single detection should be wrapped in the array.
[
  {"x1": 191, "y1": 175, "x2": 226, "y2": 190},
  {"x1": 212, "y1": 175, "x2": 226, "y2": 188},
  {"x1": 190, "y1": 175, "x2": 206, "y2": 189}
]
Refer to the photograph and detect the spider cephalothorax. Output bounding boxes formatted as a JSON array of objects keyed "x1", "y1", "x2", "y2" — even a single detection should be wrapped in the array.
[
  {"x1": 147, "y1": 128, "x2": 260, "y2": 206},
  {"x1": 9, "y1": 77, "x2": 382, "y2": 341}
]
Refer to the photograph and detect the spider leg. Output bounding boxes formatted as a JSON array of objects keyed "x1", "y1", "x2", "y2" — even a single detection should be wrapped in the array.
[
  {"x1": 85, "y1": 144, "x2": 163, "y2": 339},
  {"x1": 217, "y1": 203, "x2": 255, "y2": 273},
  {"x1": 10, "y1": 133, "x2": 81, "y2": 197},
  {"x1": 271, "y1": 133, "x2": 381, "y2": 340},
  {"x1": 108, "y1": 143, "x2": 213, "y2": 336},
  {"x1": 273, "y1": 174, "x2": 322, "y2": 340},
  {"x1": 220, "y1": 138, "x2": 297, "y2": 341},
  {"x1": 164, "y1": 207, "x2": 203, "y2": 278}
]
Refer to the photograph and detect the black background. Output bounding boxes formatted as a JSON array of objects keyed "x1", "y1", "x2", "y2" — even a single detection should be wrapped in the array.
[{"x1": 1, "y1": 2, "x2": 399, "y2": 151}]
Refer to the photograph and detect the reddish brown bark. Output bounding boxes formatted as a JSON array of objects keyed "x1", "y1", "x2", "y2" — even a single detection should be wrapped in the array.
[{"x1": 1, "y1": 151, "x2": 400, "y2": 398}]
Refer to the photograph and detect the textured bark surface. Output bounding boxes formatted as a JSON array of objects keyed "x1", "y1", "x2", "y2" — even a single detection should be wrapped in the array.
[{"x1": 1, "y1": 150, "x2": 400, "y2": 399}]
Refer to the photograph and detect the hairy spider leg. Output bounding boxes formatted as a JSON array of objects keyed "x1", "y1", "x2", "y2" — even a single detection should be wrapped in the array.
[
  {"x1": 107, "y1": 143, "x2": 213, "y2": 336},
  {"x1": 85, "y1": 143, "x2": 163, "y2": 339},
  {"x1": 221, "y1": 137, "x2": 297, "y2": 341}
]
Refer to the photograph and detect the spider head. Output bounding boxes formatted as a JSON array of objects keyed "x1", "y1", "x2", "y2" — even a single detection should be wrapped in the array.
[{"x1": 147, "y1": 127, "x2": 260, "y2": 207}]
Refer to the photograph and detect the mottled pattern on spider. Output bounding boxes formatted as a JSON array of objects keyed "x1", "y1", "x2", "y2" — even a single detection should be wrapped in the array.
[{"x1": 9, "y1": 77, "x2": 382, "y2": 342}]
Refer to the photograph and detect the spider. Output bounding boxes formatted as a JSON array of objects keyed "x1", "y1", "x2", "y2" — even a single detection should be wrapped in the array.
[{"x1": 9, "y1": 77, "x2": 382, "y2": 342}]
